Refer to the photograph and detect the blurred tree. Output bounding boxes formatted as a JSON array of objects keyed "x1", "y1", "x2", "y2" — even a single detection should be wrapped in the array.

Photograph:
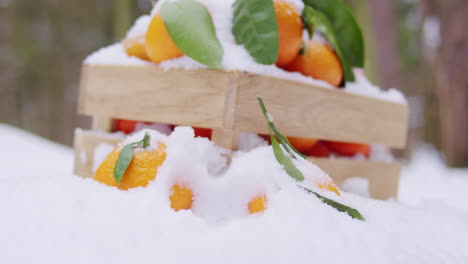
[
  {"x1": 1, "y1": 0, "x2": 144, "y2": 145},
  {"x1": 426, "y1": 0, "x2": 468, "y2": 167}
]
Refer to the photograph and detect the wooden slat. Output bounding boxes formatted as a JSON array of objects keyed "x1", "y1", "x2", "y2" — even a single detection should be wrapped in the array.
[
  {"x1": 78, "y1": 64, "x2": 231, "y2": 128},
  {"x1": 234, "y1": 73, "x2": 408, "y2": 148},
  {"x1": 74, "y1": 129, "x2": 399, "y2": 199},
  {"x1": 92, "y1": 116, "x2": 114, "y2": 132},
  {"x1": 311, "y1": 158, "x2": 400, "y2": 200}
]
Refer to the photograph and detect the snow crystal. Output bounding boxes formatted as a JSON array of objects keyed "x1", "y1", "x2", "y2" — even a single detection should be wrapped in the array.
[
  {"x1": 342, "y1": 177, "x2": 370, "y2": 197},
  {"x1": 124, "y1": 15, "x2": 151, "y2": 40}
]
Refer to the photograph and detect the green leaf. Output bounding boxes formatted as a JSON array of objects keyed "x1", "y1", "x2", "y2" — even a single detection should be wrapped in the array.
[
  {"x1": 113, "y1": 132, "x2": 151, "y2": 183},
  {"x1": 161, "y1": 0, "x2": 223, "y2": 69},
  {"x1": 302, "y1": 6, "x2": 355, "y2": 82},
  {"x1": 257, "y1": 97, "x2": 365, "y2": 221},
  {"x1": 302, "y1": 0, "x2": 365, "y2": 68},
  {"x1": 114, "y1": 144, "x2": 134, "y2": 183},
  {"x1": 299, "y1": 185, "x2": 365, "y2": 221},
  {"x1": 232, "y1": 0, "x2": 278, "y2": 65},
  {"x1": 257, "y1": 97, "x2": 307, "y2": 160},
  {"x1": 271, "y1": 135, "x2": 305, "y2": 182}
]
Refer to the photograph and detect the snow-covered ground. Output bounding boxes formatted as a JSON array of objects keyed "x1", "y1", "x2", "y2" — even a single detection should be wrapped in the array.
[{"x1": 1, "y1": 123, "x2": 467, "y2": 264}]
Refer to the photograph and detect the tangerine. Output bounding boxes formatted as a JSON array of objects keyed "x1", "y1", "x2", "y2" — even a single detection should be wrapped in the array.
[
  {"x1": 94, "y1": 143, "x2": 166, "y2": 190},
  {"x1": 146, "y1": 14, "x2": 184, "y2": 63},
  {"x1": 286, "y1": 40, "x2": 344, "y2": 87},
  {"x1": 274, "y1": 0, "x2": 303, "y2": 67}
]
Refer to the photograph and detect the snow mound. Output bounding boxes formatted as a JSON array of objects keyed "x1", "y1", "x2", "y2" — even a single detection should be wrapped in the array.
[{"x1": 1, "y1": 124, "x2": 468, "y2": 263}]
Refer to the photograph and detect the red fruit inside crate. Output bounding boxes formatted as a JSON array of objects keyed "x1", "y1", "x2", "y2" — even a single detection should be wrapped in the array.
[
  {"x1": 193, "y1": 127, "x2": 212, "y2": 139},
  {"x1": 287, "y1": 137, "x2": 318, "y2": 154},
  {"x1": 322, "y1": 141, "x2": 370, "y2": 158},
  {"x1": 303, "y1": 141, "x2": 331, "y2": 158},
  {"x1": 115, "y1": 119, "x2": 139, "y2": 134}
]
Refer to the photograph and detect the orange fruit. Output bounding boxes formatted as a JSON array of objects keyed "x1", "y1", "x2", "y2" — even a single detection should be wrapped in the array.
[
  {"x1": 146, "y1": 14, "x2": 184, "y2": 63},
  {"x1": 287, "y1": 137, "x2": 318, "y2": 154},
  {"x1": 286, "y1": 40, "x2": 344, "y2": 87},
  {"x1": 115, "y1": 119, "x2": 139, "y2": 134},
  {"x1": 323, "y1": 141, "x2": 370, "y2": 158},
  {"x1": 248, "y1": 195, "x2": 267, "y2": 214},
  {"x1": 123, "y1": 35, "x2": 150, "y2": 61},
  {"x1": 274, "y1": 0, "x2": 303, "y2": 67},
  {"x1": 170, "y1": 184, "x2": 193, "y2": 211},
  {"x1": 94, "y1": 143, "x2": 166, "y2": 190},
  {"x1": 193, "y1": 127, "x2": 212, "y2": 140},
  {"x1": 303, "y1": 141, "x2": 331, "y2": 158},
  {"x1": 318, "y1": 182, "x2": 340, "y2": 196}
]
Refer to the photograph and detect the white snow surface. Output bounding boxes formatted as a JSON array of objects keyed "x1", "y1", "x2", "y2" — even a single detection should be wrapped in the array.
[
  {"x1": 84, "y1": 0, "x2": 405, "y2": 103},
  {"x1": 1, "y1": 124, "x2": 467, "y2": 263}
]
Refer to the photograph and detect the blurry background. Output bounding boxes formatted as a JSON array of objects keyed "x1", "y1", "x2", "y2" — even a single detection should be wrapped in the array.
[{"x1": 0, "y1": 0, "x2": 467, "y2": 167}]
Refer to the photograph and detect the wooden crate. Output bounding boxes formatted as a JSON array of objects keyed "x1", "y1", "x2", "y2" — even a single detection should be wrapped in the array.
[{"x1": 75, "y1": 63, "x2": 408, "y2": 199}]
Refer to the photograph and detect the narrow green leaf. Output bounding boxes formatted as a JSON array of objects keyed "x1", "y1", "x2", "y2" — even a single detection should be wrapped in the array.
[
  {"x1": 232, "y1": 0, "x2": 278, "y2": 64},
  {"x1": 299, "y1": 185, "x2": 365, "y2": 221},
  {"x1": 114, "y1": 144, "x2": 135, "y2": 183},
  {"x1": 161, "y1": 0, "x2": 223, "y2": 69},
  {"x1": 257, "y1": 97, "x2": 365, "y2": 221},
  {"x1": 271, "y1": 135, "x2": 305, "y2": 182},
  {"x1": 302, "y1": 0, "x2": 365, "y2": 68},
  {"x1": 302, "y1": 6, "x2": 354, "y2": 82},
  {"x1": 257, "y1": 97, "x2": 307, "y2": 160}
]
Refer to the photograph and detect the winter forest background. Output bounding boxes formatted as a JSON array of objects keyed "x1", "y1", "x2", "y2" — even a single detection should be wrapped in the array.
[{"x1": 0, "y1": 0, "x2": 467, "y2": 167}]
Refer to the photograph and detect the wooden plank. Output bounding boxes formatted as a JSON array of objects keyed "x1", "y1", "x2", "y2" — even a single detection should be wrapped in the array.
[
  {"x1": 74, "y1": 130, "x2": 399, "y2": 199},
  {"x1": 311, "y1": 158, "x2": 400, "y2": 200},
  {"x1": 92, "y1": 116, "x2": 114, "y2": 132},
  {"x1": 79, "y1": 64, "x2": 230, "y2": 128},
  {"x1": 234, "y1": 73, "x2": 409, "y2": 148},
  {"x1": 211, "y1": 71, "x2": 243, "y2": 149}
]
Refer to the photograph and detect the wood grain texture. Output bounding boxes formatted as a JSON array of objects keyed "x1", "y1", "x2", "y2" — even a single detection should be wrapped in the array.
[
  {"x1": 311, "y1": 158, "x2": 400, "y2": 199},
  {"x1": 92, "y1": 116, "x2": 114, "y2": 132},
  {"x1": 74, "y1": 130, "x2": 399, "y2": 199},
  {"x1": 79, "y1": 64, "x2": 231, "y2": 128},
  {"x1": 235, "y1": 73, "x2": 408, "y2": 148}
]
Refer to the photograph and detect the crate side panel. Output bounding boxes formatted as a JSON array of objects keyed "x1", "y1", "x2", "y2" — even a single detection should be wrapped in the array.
[
  {"x1": 79, "y1": 65, "x2": 229, "y2": 128},
  {"x1": 235, "y1": 74, "x2": 408, "y2": 148},
  {"x1": 312, "y1": 158, "x2": 400, "y2": 200}
]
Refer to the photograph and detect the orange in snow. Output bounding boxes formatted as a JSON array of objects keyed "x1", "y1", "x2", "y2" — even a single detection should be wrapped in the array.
[
  {"x1": 94, "y1": 143, "x2": 166, "y2": 190},
  {"x1": 286, "y1": 40, "x2": 344, "y2": 87},
  {"x1": 318, "y1": 182, "x2": 341, "y2": 196},
  {"x1": 274, "y1": 0, "x2": 303, "y2": 67},
  {"x1": 146, "y1": 14, "x2": 184, "y2": 63},
  {"x1": 170, "y1": 184, "x2": 194, "y2": 211},
  {"x1": 248, "y1": 195, "x2": 268, "y2": 214},
  {"x1": 123, "y1": 35, "x2": 150, "y2": 61}
]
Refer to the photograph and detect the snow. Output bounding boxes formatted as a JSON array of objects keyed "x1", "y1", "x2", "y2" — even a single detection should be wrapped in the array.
[
  {"x1": 1, "y1": 124, "x2": 467, "y2": 263},
  {"x1": 84, "y1": 0, "x2": 405, "y2": 104}
]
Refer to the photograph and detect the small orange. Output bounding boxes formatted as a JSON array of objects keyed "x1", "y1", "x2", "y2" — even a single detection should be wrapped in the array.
[
  {"x1": 94, "y1": 143, "x2": 166, "y2": 190},
  {"x1": 287, "y1": 137, "x2": 318, "y2": 154},
  {"x1": 123, "y1": 35, "x2": 150, "y2": 61},
  {"x1": 286, "y1": 40, "x2": 344, "y2": 87},
  {"x1": 170, "y1": 184, "x2": 194, "y2": 211},
  {"x1": 274, "y1": 0, "x2": 303, "y2": 67},
  {"x1": 248, "y1": 195, "x2": 268, "y2": 214},
  {"x1": 146, "y1": 14, "x2": 184, "y2": 63},
  {"x1": 318, "y1": 182, "x2": 341, "y2": 196}
]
